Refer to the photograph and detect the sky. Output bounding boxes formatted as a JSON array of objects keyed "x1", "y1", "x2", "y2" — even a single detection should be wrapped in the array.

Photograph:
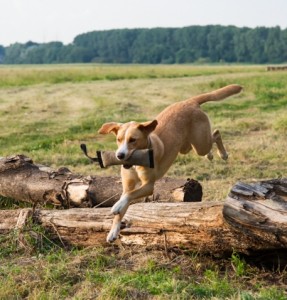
[{"x1": 0, "y1": 0, "x2": 287, "y2": 46}]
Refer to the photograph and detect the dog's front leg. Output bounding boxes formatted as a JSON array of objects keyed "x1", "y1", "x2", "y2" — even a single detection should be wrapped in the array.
[
  {"x1": 111, "y1": 182, "x2": 154, "y2": 215},
  {"x1": 107, "y1": 206, "x2": 128, "y2": 242},
  {"x1": 107, "y1": 182, "x2": 155, "y2": 242}
]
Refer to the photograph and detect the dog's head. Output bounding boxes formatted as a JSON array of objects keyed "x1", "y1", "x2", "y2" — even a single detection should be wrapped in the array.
[{"x1": 98, "y1": 120, "x2": 158, "y2": 161}]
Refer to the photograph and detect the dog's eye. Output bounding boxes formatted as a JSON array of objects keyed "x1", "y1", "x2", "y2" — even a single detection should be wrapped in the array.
[
  {"x1": 129, "y1": 138, "x2": 136, "y2": 143},
  {"x1": 117, "y1": 137, "x2": 122, "y2": 143}
]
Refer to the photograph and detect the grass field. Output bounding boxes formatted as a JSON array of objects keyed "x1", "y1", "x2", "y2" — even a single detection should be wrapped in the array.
[{"x1": 0, "y1": 64, "x2": 286, "y2": 299}]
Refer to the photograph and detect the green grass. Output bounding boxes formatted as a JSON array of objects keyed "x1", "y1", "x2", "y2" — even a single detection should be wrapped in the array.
[
  {"x1": 0, "y1": 64, "x2": 287, "y2": 299},
  {"x1": 1, "y1": 244, "x2": 286, "y2": 299},
  {"x1": 0, "y1": 64, "x2": 263, "y2": 87}
]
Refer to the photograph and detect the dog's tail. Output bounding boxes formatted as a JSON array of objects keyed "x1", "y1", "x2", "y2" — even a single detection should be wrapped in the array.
[{"x1": 191, "y1": 84, "x2": 243, "y2": 105}]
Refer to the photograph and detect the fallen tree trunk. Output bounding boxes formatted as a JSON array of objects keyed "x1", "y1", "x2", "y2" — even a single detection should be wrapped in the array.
[
  {"x1": 0, "y1": 203, "x2": 241, "y2": 254},
  {"x1": 1, "y1": 178, "x2": 286, "y2": 256},
  {"x1": 0, "y1": 155, "x2": 200, "y2": 208}
]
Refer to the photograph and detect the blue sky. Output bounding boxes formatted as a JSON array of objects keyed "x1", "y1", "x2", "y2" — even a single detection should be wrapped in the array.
[{"x1": 1, "y1": 0, "x2": 286, "y2": 46}]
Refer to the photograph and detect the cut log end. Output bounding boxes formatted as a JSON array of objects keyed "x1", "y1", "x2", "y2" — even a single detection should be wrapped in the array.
[{"x1": 223, "y1": 179, "x2": 287, "y2": 250}]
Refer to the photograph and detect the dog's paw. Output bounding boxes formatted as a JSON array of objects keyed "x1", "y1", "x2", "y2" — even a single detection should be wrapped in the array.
[
  {"x1": 218, "y1": 151, "x2": 228, "y2": 161},
  {"x1": 206, "y1": 152, "x2": 214, "y2": 161},
  {"x1": 111, "y1": 196, "x2": 129, "y2": 215},
  {"x1": 106, "y1": 223, "x2": 121, "y2": 242}
]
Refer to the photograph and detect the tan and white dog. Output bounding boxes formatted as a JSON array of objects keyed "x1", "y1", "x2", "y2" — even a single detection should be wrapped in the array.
[{"x1": 99, "y1": 84, "x2": 242, "y2": 242}]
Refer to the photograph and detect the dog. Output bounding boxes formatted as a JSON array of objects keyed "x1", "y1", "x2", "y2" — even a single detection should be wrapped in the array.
[{"x1": 98, "y1": 84, "x2": 242, "y2": 242}]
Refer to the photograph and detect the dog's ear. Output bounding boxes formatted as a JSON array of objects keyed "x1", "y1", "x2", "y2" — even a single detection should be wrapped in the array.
[
  {"x1": 138, "y1": 120, "x2": 158, "y2": 134},
  {"x1": 98, "y1": 122, "x2": 121, "y2": 135}
]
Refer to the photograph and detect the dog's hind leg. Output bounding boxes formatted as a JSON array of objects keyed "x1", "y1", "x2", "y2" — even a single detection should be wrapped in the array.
[
  {"x1": 213, "y1": 129, "x2": 228, "y2": 160},
  {"x1": 206, "y1": 151, "x2": 214, "y2": 161}
]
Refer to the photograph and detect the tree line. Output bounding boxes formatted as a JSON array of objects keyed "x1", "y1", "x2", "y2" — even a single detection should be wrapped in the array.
[{"x1": 1, "y1": 25, "x2": 287, "y2": 64}]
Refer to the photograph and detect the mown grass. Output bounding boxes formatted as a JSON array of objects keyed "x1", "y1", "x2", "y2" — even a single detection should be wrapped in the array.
[
  {"x1": 0, "y1": 64, "x2": 287, "y2": 299},
  {"x1": 0, "y1": 64, "x2": 263, "y2": 87}
]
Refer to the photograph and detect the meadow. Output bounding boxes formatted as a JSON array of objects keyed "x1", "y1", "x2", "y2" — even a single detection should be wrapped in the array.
[{"x1": 0, "y1": 64, "x2": 286, "y2": 299}]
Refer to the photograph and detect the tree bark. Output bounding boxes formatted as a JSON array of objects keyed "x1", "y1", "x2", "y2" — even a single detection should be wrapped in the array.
[
  {"x1": 1, "y1": 178, "x2": 286, "y2": 256},
  {"x1": 0, "y1": 155, "x2": 199, "y2": 208}
]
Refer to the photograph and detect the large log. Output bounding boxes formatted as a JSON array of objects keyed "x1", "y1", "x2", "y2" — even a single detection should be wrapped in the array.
[
  {"x1": 223, "y1": 179, "x2": 287, "y2": 250},
  {"x1": 0, "y1": 155, "x2": 199, "y2": 208},
  {"x1": 1, "y1": 178, "x2": 286, "y2": 256},
  {"x1": 0, "y1": 203, "x2": 237, "y2": 254}
]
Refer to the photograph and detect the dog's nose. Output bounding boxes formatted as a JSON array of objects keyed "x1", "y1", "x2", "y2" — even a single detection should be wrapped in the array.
[{"x1": 116, "y1": 152, "x2": 125, "y2": 160}]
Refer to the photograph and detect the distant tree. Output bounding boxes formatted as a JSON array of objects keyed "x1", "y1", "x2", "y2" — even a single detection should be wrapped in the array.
[
  {"x1": 206, "y1": 26, "x2": 239, "y2": 62},
  {"x1": 245, "y1": 27, "x2": 269, "y2": 63},
  {"x1": 3, "y1": 43, "x2": 25, "y2": 64},
  {"x1": 264, "y1": 27, "x2": 285, "y2": 63},
  {"x1": 68, "y1": 46, "x2": 94, "y2": 63},
  {"x1": 43, "y1": 42, "x2": 64, "y2": 63},
  {"x1": 25, "y1": 41, "x2": 39, "y2": 48},
  {"x1": 233, "y1": 27, "x2": 250, "y2": 62},
  {"x1": 2, "y1": 25, "x2": 287, "y2": 64},
  {"x1": 175, "y1": 48, "x2": 195, "y2": 63},
  {"x1": 57, "y1": 45, "x2": 76, "y2": 63},
  {"x1": 0, "y1": 45, "x2": 4, "y2": 63},
  {"x1": 25, "y1": 46, "x2": 45, "y2": 64},
  {"x1": 282, "y1": 29, "x2": 287, "y2": 62}
]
